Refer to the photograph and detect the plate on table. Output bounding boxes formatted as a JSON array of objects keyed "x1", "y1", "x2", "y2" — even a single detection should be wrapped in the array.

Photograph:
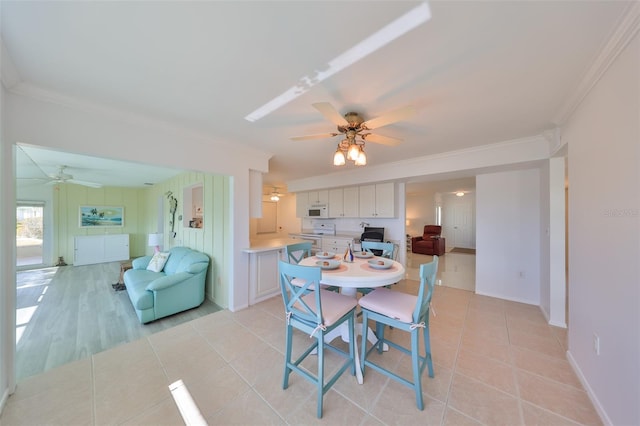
[
  {"x1": 316, "y1": 260, "x2": 340, "y2": 270},
  {"x1": 368, "y1": 259, "x2": 393, "y2": 269},
  {"x1": 354, "y1": 251, "x2": 374, "y2": 259},
  {"x1": 316, "y1": 252, "x2": 335, "y2": 259}
]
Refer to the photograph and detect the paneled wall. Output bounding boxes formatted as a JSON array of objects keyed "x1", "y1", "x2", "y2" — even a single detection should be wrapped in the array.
[
  {"x1": 51, "y1": 171, "x2": 231, "y2": 308},
  {"x1": 142, "y1": 172, "x2": 231, "y2": 308}
]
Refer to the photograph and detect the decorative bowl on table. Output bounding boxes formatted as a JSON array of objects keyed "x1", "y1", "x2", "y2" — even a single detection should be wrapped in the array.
[
  {"x1": 368, "y1": 258, "x2": 393, "y2": 269},
  {"x1": 354, "y1": 251, "x2": 374, "y2": 259},
  {"x1": 316, "y1": 251, "x2": 335, "y2": 259},
  {"x1": 316, "y1": 259, "x2": 341, "y2": 270}
]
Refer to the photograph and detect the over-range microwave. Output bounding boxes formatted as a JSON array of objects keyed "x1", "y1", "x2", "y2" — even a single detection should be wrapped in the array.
[{"x1": 307, "y1": 203, "x2": 329, "y2": 218}]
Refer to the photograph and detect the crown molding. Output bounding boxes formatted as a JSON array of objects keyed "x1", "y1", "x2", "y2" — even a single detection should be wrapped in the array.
[{"x1": 553, "y1": 1, "x2": 640, "y2": 125}]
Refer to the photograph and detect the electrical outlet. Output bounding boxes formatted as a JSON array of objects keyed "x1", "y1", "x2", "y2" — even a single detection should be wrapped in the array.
[{"x1": 593, "y1": 333, "x2": 600, "y2": 355}]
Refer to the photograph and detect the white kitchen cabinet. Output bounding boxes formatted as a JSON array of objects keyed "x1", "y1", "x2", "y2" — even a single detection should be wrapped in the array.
[
  {"x1": 74, "y1": 234, "x2": 130, "y2": 266},
  {"x1": 295, "y1": 192, "x2": 308, "y2": 218},
  {"x1": 307, "y1": 190, "x2": 329, "y2": 205},
  {"x1": 329, "y1": 187, "x2": 359, "y2": 218},
  {"x1": 358, "y1": 182, "x2": 395, "y2": 218},
  {"x1": 322, "y1": 236, "x2": 354, "y2": 255},
  {"x1": 248, "y1": 248, "x2": 285, "y2": 304}
]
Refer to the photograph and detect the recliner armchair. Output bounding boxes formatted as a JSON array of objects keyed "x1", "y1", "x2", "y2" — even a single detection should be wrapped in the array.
[{"x1": 411, "y1": 225, "x2": 445, "y2": 256}]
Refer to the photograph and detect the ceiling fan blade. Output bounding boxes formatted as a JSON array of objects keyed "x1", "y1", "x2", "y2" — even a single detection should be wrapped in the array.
[
  {"x1": 360, "y1": 133, "x2": 403, "y2": 146},
  {"x1": 312, "y1": 102, "x2": 349, "y2": 127},
  {"x1": 69, "y1": 179, "x2": 103, "y2": 188},
  {"x1": 290, "y1": 132, "x2": 339, "y2": 141},
  {"x1": 362, "y1": 105, "x2": 415, "y2": 130}
]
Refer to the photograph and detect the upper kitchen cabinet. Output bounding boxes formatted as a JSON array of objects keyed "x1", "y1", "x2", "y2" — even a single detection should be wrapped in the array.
[
  {"x1": 358, "y1": 182, "x2": 395, "y2": 218},
  {"x1": 329, "y1": 187, "x2": 359, "y2": 218},
  {"x1": 307, "y1": 190, "x2": 329, "y2": 205},
  {"x1": 295, "y1": 192, "x2": 308, "y2": 218}
]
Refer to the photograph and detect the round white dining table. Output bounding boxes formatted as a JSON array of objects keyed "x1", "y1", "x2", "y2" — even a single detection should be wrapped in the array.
[{"x1": 299, "y1": 254, "x2": 405, "y2": 384}]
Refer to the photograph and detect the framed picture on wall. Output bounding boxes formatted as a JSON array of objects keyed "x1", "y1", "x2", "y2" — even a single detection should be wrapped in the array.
[{"x1": 79, "y1": 206, "x2": 124, "y2": 228}]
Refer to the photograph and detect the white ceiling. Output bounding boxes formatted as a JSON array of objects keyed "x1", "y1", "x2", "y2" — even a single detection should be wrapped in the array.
[{"x1": 2, "y1": 1, "x2": 632, "y2": 191}]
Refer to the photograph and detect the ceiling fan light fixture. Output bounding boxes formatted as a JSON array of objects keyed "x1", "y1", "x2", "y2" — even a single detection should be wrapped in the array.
[
  {"x1": 270, "y1": 194, "x2": 280, "y2": 202},
  {"x1": 347, "y1": 142, "x2": 360, "y2": 161},
  {"x1": 333, "y1": 147, "x2": 346, "y2": 166},
  {"x1": 355, "y1": 148, "x2": 367, "y2": 166}
]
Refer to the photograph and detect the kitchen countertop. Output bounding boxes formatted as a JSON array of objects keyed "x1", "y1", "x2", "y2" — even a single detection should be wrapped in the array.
[{"x1": 243, "y1": 237, "x2": 300, "y2": 254}]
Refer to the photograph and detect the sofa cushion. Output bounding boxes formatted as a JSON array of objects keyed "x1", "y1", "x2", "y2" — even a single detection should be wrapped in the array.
[
  {"x1": 123, "y1": 269, "x2": 160, "y2": 310},
  {"x1": 147, "y1": 252, "x2": 170, "y2": 272}
]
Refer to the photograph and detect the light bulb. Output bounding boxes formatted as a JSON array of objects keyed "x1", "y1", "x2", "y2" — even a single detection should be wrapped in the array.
[
  {"x1": 347, "y1": 143, "x2": 360, "y2": 161},
  {"x1": 355, "y1": 148, "x2": 367, "y2": 166},
  {"x1": 333, "y1": 149, "x2": 346, "y2": 166},
  {"x1": 270, "y1": 194, "x2": 280, "y2": 201}
]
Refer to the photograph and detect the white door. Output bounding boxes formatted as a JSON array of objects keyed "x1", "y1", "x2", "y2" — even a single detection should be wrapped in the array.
[{"x1": 443, "y1": 198, "x2": 474, "y2": 249}]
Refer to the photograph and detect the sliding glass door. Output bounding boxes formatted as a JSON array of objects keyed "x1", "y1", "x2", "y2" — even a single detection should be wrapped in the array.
[{"x1": 16, "y1": 202, "x2": 44, "y2": 268}]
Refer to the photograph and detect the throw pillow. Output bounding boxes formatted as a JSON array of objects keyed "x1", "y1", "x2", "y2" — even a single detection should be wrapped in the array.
[{"x1": 147, "y1": 252, "x2": 170, "y2": 273}]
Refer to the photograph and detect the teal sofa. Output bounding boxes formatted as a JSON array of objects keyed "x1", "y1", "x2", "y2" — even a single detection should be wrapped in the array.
[{"x1": 123, "y1": 246, "x2": 210, "y2": 323}]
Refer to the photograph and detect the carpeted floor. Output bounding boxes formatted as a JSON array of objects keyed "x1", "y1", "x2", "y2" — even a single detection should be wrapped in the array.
[{"x1": 450, "y1": 247, "x2": 476, "y2": 254}]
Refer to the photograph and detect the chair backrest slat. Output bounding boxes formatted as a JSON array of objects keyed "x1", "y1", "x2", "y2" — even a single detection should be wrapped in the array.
[
  {"x1": 361, "y1": 241, "x2": 395, "y2": 259},
  {"x1": 285, "y1": 242, "x2": 312, "y2": 264},
  {"x1": 279, "y1": 260, "x2": 322, "y2": 325},
  {"x1": 415, "y1": 256, "x2": 439, "y2": 322}
]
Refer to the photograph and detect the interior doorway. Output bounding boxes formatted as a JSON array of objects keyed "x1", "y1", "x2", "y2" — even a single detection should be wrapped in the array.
[{"x1": 16, "y1": 202, "x2": 44, "y2": 268}]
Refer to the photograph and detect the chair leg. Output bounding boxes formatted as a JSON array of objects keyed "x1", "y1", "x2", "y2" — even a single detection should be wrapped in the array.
[
  {"x1": 348, "y1": 314, "x2": 356, "y2": 376},
  {"x1": 423, "y1": 325, "x2": 434, "y2": 378},
  {"x1": 411, "y1": 330, "x2": 424, "y2": 410},
  {"x1": 317, "y1": 335, "x2": 324, "y2": 418},
  {"x1": 361, "y1": 311, "x2": 369, "y2": 374},
  {"x1": 375, "y1": 321, "x2": 385, "y2": 354},
  {"x1": 283, "y1": 325, "x2": 293, "y2": 389}
]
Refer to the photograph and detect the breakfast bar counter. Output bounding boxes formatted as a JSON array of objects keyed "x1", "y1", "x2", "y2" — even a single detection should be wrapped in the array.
[{"x1": 243, "y1": 238, "x2": 299, "y2": 305}]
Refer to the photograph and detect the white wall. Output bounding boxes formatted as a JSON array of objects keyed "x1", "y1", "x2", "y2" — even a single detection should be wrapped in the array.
[
  {"x1": 476, "y1": 168, "x2": 541, "y2": 304},
  {"x1": 406, "y1": 187, "x2": 437, "y2": 237},
  {"x1": 563, "y1": 32, "x2": 639, "y2": 426}
]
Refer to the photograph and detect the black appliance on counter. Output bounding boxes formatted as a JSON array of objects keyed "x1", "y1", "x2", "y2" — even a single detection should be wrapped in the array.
[{"x1": 360, "y1": 227, "x2": 385, "y2": 256}]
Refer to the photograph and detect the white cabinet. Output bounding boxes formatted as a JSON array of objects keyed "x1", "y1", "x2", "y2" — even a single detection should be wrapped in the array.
[
  {"x1": 295, "y1": 192, "x2": 308, "y2": 218},
  {"x1": 307, "y1": 190, "x2": 329, "y2": 205},
  {"x1": 358, "y1": 182, "x2": 395, "y2": 218},
  {"x1": 74, "y1": 234, "x2": 129, "y2": 266},
  {"x1": 322, "y1": 236, "x2": 354, "y2": 255},
  {"x1": 296, "y1": 190, "x2": 329, "y2": 217},
  {"x1": 328, "y1": 187, "x2": 359, "y2": 218},
  {"x1": 248, "y1": 248, "x2": 284, "y2": 304}
]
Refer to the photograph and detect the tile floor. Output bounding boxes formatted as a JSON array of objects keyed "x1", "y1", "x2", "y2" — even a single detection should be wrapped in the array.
[{"x1": 1, "y1": 276, "x2": 601, "y2": 425}]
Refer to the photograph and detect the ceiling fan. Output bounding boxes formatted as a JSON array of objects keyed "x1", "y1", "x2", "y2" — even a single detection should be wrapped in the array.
[
  {"x1": 291, "y1": 102, "x2": 415, "y2": 166},
  {"x1": 44, "y1": 165, "x2": 102, "y2": 188},
  {"x1": 265, "y1": 187, "x2": 285, "y2": 201}
]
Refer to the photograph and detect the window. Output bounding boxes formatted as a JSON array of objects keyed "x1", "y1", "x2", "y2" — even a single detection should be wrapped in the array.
[{"x1": 17, "y1": 202, "x2": 44, "y2": 267}]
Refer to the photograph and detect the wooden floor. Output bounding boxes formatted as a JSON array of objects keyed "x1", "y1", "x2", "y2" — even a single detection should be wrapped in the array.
[{"x1": 16, "y1": 262, "x2": 222, "y2": 381}]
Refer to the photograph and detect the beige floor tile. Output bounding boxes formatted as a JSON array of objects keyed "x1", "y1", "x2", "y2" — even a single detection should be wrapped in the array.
[
  {"x1": 460, "y1": 331, "x2": 511, "y2": 363},
  {"x1": 443, "y1": 407, "x2": 484, "y2": 425},
  {"x1": 393, "y1": 358, "x2": 452, "y2": 403},
  {"x1": 228, "y1": 339, "x2": 283, "y2": 386},
  {"x1": 521, "y1": 401, "x2": 583, "y2": 425},
  {"x1": 517, "y1": 370, "x2": 602, "y2": 425},
  {"x1": 206, "y1": 388, "x2": 285, "y2": 425},
  {"x1": 184, "y1": 364, "x2": 252, "y2": 420},
  {"x1": 200, "y1": 320, "x2": 265, "y2": 362},
  {"x1": 511, "y1": 346, "x2": 582, "y2": 389},
  {"x1": 369, "y1": 379, "x2": 445, "y2": 425},
  {"x1": 448, "y1": 373, "x2": 522, "y2": 425},
  {"x1": 121, "y1": 396, "x2": 185, "y2": 425},
  {"x1": 508, "y1": 328, "x2": 566, "y2": 359},
  {"x1": 9, "y1": 357, "x2": 91, "y2": 402},
  {"x1": 0, "y1": 384, "x2": 93, "y2": 425},
  {"x1": 455, "y1": 349, "x2": 516, "y2": 394},
  {"x1": 285, "y1": 387, "x2": 368, "y2": 425},
  {"x1": 334, "y1": 361, "x2": 389, "y2": 412}
]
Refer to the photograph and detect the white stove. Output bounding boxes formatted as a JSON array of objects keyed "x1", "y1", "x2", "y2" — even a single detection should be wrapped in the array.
[{"x1": 296, "y1": 223, "x2": 335, "y2": 254}]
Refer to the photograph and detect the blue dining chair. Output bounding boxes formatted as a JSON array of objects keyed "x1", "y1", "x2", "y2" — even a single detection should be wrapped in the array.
[
  {"x1": 285, "y1": 242, "x2": 339, "y2": 292},
  {"x1": 278, "y1": 260, "x2": 357, "y2": 418},
  {"x1": 358, "y1": 256, "x2": 439, "y2": 410},
  {"x1": 357, "y1": 241, "x2": 396, "y2": 295}
]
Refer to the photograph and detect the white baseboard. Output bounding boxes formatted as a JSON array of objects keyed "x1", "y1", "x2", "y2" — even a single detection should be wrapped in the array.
[{"x1": 566, "y1": 350, "x2": 611, "y2": 426}]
